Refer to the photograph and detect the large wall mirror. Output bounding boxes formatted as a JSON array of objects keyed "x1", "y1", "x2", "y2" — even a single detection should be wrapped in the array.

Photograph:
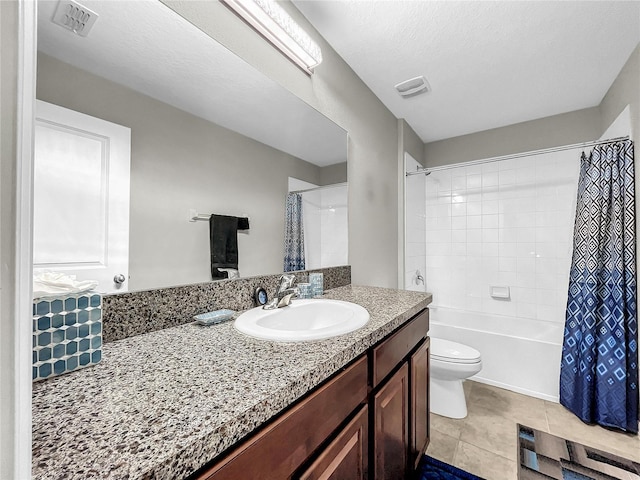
[{"x1": 33, "y1": 0, "x2": 348, "y2": 294}]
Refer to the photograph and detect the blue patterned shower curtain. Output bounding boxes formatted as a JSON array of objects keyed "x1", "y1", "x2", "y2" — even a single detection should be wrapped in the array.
[
  {"x1": 283, "y1": 193, "x2": 305, "y2": 272},
  {"x1": 560, "y1": 139, "x2": 638, "y2": 433}
]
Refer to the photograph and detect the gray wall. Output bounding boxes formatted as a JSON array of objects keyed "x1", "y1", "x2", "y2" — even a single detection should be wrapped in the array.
[
  {"x1": 37, "y1": 53, "x2": 323, "y2": 291},
  {"x1": 400, "y1": 119, "x2": 425, "y2": 167},
  {"x1": 424, "y1": 107, "x2": 602, "y2": 167},
  {"x1": 600, "y1": 43, "x2": 639, "y2": 142},
  {"x1": 164, "y1": 0, "x2": 401, "y2": 288},
  {"x1": 599, "y1": 45, "x2": 640, "y2": 396},
  {"x1": 424, "y1": 44, "x2": 639, "y2": 168},
  {"x1": 320, "y1": 162, "x2": 347, "y2": 185}
]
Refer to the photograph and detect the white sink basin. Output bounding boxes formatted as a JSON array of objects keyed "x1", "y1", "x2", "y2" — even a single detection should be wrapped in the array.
[{"x1": 234, "y1": 299, "x2": 370, "y2": 342}]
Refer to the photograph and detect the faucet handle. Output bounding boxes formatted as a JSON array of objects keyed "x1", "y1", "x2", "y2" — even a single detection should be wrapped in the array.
[
  {"x1": 277, "y1": 293, "x2": 296, "y2": 308},
  {"x1": 278, "y1": 274, "x2": 296, "y2": 291}
]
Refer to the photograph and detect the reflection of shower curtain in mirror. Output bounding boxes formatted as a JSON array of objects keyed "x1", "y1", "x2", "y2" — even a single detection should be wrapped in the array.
[{"x1": 284, "y1": 193, "x2": 305, "y2": 272}]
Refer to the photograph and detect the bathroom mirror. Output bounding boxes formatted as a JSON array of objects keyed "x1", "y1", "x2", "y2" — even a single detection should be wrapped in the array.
[{"x1": 34, "y1": 0, "x2": 348, "y2": 293}]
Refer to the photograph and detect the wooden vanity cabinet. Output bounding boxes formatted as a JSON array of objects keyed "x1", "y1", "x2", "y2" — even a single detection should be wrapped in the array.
[
  {"x1": 370, "y1": 310, "x2": 430, "y2": 479},
  {"x1": 192, "y1": 308, "x2": 429, "y2": 480}
]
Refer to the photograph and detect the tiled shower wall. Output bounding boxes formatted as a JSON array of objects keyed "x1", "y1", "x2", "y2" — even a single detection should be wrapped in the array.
[{"x1": 423, "y1": 148, "x2": 581, "y2": 324}]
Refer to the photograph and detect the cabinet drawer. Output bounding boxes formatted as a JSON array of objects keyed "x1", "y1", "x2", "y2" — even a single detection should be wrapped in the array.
[
  {"x1": 297, "y1": 404, "x2": 368, "y2": 480},
  {"x1": 195, "y1": 355, "x2": 368, "y2": 480},
  {"x1": 371, "y1": 309, "x2": 428, "y2": 387}
]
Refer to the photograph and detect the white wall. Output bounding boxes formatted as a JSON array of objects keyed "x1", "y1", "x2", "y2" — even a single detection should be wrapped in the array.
[
  {"x1": 424, "y1": 148, "x2": 580, "y2": 328},
  {"x1": 1, "y1": 2, "x2": 34, "y2": 477},
  {"x1": 404, "y1": 154, "x2": 426, "y2": 292},
  {"x1": 0, "y1": 3, "x2": 20, "y2": 475},
  {"x1": 397, "y1": 120, "x2": 425, "y2": 288}
]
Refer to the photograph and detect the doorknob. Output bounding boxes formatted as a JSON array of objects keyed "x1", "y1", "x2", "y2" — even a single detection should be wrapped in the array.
[{"x1": 114, "y1": 274, "x2": 126, "y2": 284}]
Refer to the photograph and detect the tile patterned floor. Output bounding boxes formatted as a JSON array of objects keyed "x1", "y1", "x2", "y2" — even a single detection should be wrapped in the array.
[{"x1": 426, "y1": 380, "x2": 640, "y2": 480}]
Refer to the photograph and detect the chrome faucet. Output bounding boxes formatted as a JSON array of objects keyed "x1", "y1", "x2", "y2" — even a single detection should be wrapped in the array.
[{"x1": 263, "y1": 274, "x2": 299, "y2": 310}]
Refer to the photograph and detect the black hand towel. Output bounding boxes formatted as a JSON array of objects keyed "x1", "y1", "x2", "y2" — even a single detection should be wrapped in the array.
[{"x1": 209, "y1": 214, "x2": 239, "y2": 279}]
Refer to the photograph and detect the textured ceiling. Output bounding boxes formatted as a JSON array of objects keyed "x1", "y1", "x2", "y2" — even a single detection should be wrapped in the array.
[
  {"x1": 294, "y1": 0, "x2": 640, "y2": 142},
  {"x1": 37, "y1": 0, "x2": 347, "y2": 166}
]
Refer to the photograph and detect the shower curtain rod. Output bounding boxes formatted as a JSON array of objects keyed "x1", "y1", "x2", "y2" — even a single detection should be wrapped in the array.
[
  {"x1": 405, "y1": 135, "x2": 630, "y2": 176},
  {"x1": 289, "y1": 182, "x2": 348, "y2": 195}
]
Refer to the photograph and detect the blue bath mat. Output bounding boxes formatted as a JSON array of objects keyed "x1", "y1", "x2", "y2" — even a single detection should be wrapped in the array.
[{"x1": 418, "y1": 455, "x2": 484, "y2": 480}]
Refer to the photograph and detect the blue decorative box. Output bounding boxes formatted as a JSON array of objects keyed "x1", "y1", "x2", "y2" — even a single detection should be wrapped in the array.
[
  {"x1": 32, "y1": 293, "x2": 102, "y2": 382},
  {"x1": 309, "y1": 272, "x2": 324, "y2": 298}
]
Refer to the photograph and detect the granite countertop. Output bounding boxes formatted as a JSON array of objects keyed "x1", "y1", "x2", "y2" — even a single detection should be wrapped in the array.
[{"x1": 32, "y1": 285, "x2": 431, "y2": 480}]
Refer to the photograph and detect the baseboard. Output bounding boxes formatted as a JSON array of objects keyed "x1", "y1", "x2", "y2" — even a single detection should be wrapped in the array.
[{"x1": 469, "y1": 376, "x2": 559, "y2": 403}]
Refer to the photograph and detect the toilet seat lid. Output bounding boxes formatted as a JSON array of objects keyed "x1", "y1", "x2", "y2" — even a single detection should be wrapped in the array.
[{"x1": 431, "y1": 338, "x2": 481, "y2": 364}]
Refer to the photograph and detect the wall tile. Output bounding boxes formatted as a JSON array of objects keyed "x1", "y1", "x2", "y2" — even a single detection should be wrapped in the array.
[
  {"x1": 467, "y1": 201, "x2": 482, "y2": 216},
  {"x1": 467, "y1": 174, "x2": 482, "y2": 189},
  {"x1": 499, "y1": 169, "x2": 516, "y2": 185},
  {"x1": 422, "y1": 148, "x2": 581, "y2": 334},
  {"x1": 451, "y1": 217, "x2": 467, "y2": 229},
  {"x1": 483, "y1": 214, "x2": 500, "y2": 228},
  {"x1": 452, "y1": 203, "x2": 467, "y2": 216},
  {"x1": 482, "y1": 172, "x2": 500, "y2": 187},
  {"x1": 482, "y1": 229, "x2": 499, "y2": 243},
  {"x1": 498, "y1": 271, "x2": 517, "y2": 285},
  {"x1": 499, "y1": 257, "x2": 517, "y2": 272},
  {"x1": 452, "y1": 243, "x2": 467, "y2": 256},
  {"x1": 517, "y1": 302, "x2": 537, "y2": 319},
  {"x1": 452, "y1": 175, "x2": 466, "y2": 191},
  {"x1": 467, "y1": 215, "x2": 482, "y2": 229}
]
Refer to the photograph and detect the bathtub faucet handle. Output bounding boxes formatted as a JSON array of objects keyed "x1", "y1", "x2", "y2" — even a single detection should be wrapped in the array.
[{"x1": 415, "y1": 270, "x2": 424, "y2": 285}]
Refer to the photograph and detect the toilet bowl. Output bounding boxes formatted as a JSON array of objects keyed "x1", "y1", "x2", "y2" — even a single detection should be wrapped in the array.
[{"x1": 430, "y1": 338, "x2": 482, "y2": 419}]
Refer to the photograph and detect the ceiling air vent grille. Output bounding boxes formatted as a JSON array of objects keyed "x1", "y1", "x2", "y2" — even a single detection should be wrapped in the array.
[
  {"x1": 395, "y1": 76, "x2": 430, "y2": 98},
  {"x1": 51, "y1": 0, "x2": 99, "y2": 37}
]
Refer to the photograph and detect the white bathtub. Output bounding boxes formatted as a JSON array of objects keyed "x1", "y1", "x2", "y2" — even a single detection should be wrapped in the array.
[{"x1": 429, "y1": 306, "x2": 564, "y2": 402}]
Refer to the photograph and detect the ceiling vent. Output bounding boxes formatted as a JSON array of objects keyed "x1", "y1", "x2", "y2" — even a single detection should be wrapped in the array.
[
  {"x1": 51, "y1": 0, "x2": 99, "y2": 37},
  {"x1": 395, "y1": 76, "x2": 430, "y2": 98}
]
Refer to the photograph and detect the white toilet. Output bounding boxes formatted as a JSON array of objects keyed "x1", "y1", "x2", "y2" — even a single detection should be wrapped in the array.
[{"x1": 430, "y1": 338, "x2": 482, "y2": 419}]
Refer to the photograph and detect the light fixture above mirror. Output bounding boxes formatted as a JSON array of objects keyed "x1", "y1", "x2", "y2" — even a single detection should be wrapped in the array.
[{"x1": 222, "y1": 0, "x2": 323, "y2": 74}]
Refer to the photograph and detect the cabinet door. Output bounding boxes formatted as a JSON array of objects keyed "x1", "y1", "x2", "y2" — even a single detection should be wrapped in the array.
[
  {"x1": 410, "y1": 338, "x2": 430, "y2": 470},
  {"x1": 374, "y1": 363, "x2": 409, "y2": 480},
  {"x1": 298, "y1": 405, "x2": 368, "y2": 480}
]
